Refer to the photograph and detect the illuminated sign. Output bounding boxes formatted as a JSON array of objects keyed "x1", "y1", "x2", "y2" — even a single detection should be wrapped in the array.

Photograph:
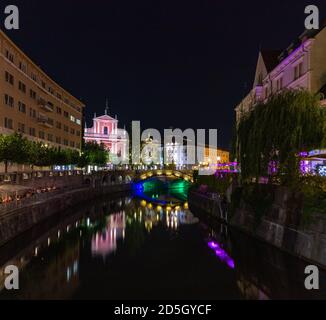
[
  {"x1": 317, "y1": 165, "x2": 326, "y2": 177},
  {"x1": 308, "y1": 149, "x2": 326, "y2": 157}
]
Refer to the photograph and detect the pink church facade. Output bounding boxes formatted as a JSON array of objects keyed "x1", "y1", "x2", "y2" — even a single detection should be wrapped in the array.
[{"x1": 84, "y1": 113, "x2": 128, "y2": 162}]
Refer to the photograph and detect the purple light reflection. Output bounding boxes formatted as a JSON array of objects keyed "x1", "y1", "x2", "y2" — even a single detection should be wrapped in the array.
[{"x1": 208, "y1": 241, "x2": 235, "y2": 269}]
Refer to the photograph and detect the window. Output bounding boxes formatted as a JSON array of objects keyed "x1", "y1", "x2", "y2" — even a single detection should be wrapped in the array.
[
  {"x1": 5, "y1": 71, "x2": 14, "y2": 85},
  {"x1": 18, "y1": 101, "x2": 26, "y2": 113},
  {"x1": 29, "y1": 127, "x2": 36, "y2": 137},
  {"x1": 39, "y1": 131, "x2": 45, "y2": 139},
  {"x1": 30, "y1": 89, "x2": 37, "y2": 99},
  {"x1": 4, "y1": 118, "x2": 13, "y2": 129},
  {"x1": 64, "y1": 125, "x2": 69, "y2": 133},
  {"x1": 294, "y1": 62, "x2": 304, "y2": 80},
  {"x1": 56, "y1": 137, "x2": 61, "y2": 144},
  {"x1": 56, "y1": 121, "x2": 62, "y2": 129},
  {"x1": 19, "y1": 81, "x2": 26, "y2": 93},
  {"x1": 76, "y1": 130, "x2": 81, "y2": 137},
  {"x1": 76, "y1": 118, "x2": 81, "y2": 125},
  {"x1": 56, "y1": 93, "x2": 62, "y2": 100},
  {"x1": 47, "y1": 101, "x2": 54, "y2": 109},
  {"x1": 18, "y1": 123, "x2": 25, "y2": 134},
  {"x1": 70, "y1": 141, "x2": 75, "y2": 148},
  {"x1": 47, "y1": 134, "x2": 53, "y2": 142},
  {"x1": 64, "y1": 111, "x2": 69, "y2": 118},
  {"x1": 31, "y1": 73, "x2": 37, "y2": 81},
  {"x1": 19, "y1": 62, "x2": 27, "y2": 73},
  {"x1": 276, "y1": 77, "x2": 283, "y2": 92},
  {"x1": 41, "y1": 81, "x2": 46, "y2": 89},
  {"x1": 64, "y1": 139, "x2": 69, "y2": 146},
  {"x1": 47, "y1": 118, "x2": 54, "y2": 126},
  {"x1": 70, "y1": 115, "x2": 75, "y2": 122},
  {"x1": 5, "y1": 50, "x2": 14, "y2": 63},
  {"x1": 4, "y1": 94, "x2": 14, "y2": 107},
  {"x1": 104, "y1": 127, "x2": 108, "y2": 135},
  {"x1": 299, "y1": 63, "x2": 303, "y2": 77},
  {"x1": 56, "y1": 107, "x2": 62, "y2": 114},
  {"x1": 76, "y1": 142, "x2": 81, "y2": 149},
  {"x1": 70, "y1": 128, "x2": 75, "y2": 135},
  {"x1": 29, "y1": 108, "x2": 37, "y2": 118}
]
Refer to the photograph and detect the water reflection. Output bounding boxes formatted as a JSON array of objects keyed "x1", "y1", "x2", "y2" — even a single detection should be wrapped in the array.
[
  {"x1": 207, "y1": 240, "x2": 235, "y2": 269},
  {"x1": 132, "y1": 178, "x2": 190, "y2": 204},
  {"x1": 91, "y1": 212, "x2": 126, "y2": 259},
  {"x1": 0, "y1": 191, "x2": 325, "y2": 300}
]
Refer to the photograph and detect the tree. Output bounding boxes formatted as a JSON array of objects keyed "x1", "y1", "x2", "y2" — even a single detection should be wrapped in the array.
[
  {"x1": 81, "y1": 142, "x2": 108, "y2": 167},
  {"x1": 235, "y1": 89, "x2": 326, "y2": 185},
  {"x1": 0, "y1": 133, "x2": 30, "y2": 173}
]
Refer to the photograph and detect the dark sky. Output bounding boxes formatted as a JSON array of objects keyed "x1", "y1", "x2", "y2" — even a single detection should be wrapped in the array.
[{"x1": 2, "y1": 0, "x2": 326, "y2": 149}]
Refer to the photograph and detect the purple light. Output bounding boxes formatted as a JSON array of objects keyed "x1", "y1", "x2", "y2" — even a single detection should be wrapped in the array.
[
  {"x1": 207, "y1": 240, "x2": 235, "y2": 269},
  {"x1": 268, "y1": 161, "x2": 278, "y2": 175},
  {"x1": 208, "y1": 241, "x2": 219, "y2": 249},
  {"x1": 226, "y1": 259, "x2": 235, "y2": 269},
  {"x1": 299, "y1": 151, "x2": 308, "y2": 157},
  {"x1": 300, "y1": 160, "x2": 310, "y2": 175}
]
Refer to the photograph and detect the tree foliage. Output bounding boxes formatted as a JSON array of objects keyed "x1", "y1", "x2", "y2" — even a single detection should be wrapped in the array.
[
  {"x1": 0, "y1": 134, "x2": 108, "y2": 172},
  {"x1": 79, "y1": 142, "x2": 108, "y2": 167},
  {"x1": 235, "y1": 89, "x2": 326, "y2": 184},
  {"x1": 0, "y1": 133, "x2": 30, "y2": 172}
]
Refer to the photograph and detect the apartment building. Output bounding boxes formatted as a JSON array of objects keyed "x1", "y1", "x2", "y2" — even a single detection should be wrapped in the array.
[
  {"x1": 204, "y1": 147, "x2": 229, "y2": 164},
  {"x1": 0, "y1": 29, "x2": 84, "y2": 150},
  {"x1": 235, "y1": 24, "x2": 326, "y2": 123}
]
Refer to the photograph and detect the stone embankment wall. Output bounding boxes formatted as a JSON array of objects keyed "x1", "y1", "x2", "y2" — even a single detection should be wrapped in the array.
[
  {"x1": 0, "y1": 182, "x2": 131, "y2": 246},
  {"x1": 188, "y1": 188, "x2": 326, "y2": 267}
]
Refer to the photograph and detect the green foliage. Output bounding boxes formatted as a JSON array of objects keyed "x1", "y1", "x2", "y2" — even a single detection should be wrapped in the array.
[
  {"x1": 0, "y1": 133, "x2": 83, "y2": 171},
  {"x1": 235, "y1": 89, "x2": 326, "y2": 184},
  {"x1": 81, "y1": 142, "x2": 108, "y2": 167},
  {"x1": 0, "y1": 133, "x2": 30, "y2": 172},
  {"x1": 297, "y1": 176, "x2": 326, "y2": 220}
]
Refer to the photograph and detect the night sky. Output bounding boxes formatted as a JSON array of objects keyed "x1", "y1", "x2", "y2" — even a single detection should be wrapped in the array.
[{"x1": 1, "y1": 0, "x2": 326, "y2": 149}]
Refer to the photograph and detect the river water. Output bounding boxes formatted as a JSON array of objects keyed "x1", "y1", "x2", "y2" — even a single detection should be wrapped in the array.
[{"x1": 0, "y1": 183, "x2": 325, "y2": 300}]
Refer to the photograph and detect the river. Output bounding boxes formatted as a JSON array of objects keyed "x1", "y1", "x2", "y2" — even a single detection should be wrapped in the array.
[{"x1": 0, "y1": 180, "x2": 325, "y2": 300}]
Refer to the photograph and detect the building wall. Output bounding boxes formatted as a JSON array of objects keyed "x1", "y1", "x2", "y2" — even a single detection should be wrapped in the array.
[
  {"x1": 0, "y1": 30, "x2": 84, "y2": 150},
  {"x1": 235, "y1": 27, "x2": 326, "y2": 123},
  {"x1": 263, "y1": 40, "x2": 313, "y2": 100},
  {"x1": 204, "y1": 147, "x2": 229, "y2": 164},
  {"x1": 310, "y1": 27, "x2": 326, "y2": 94}
]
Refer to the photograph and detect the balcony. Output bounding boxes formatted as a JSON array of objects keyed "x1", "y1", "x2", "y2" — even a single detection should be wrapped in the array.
[
  {"x1": 38, "y1": 98, "x2": 54, "y2": 112},
  {"x1": 38, "y1": 115, "x2": 54, "y2": 128}
]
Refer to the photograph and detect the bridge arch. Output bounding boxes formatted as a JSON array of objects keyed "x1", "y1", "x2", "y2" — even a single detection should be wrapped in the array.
[{"x1": 135, "y1": 170, "x2": 193, "y2": 183}]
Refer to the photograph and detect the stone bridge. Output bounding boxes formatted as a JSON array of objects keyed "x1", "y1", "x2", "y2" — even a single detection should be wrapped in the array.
[{"x1": 84, "y1": 169, "x2": 194, "y2": 188}]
